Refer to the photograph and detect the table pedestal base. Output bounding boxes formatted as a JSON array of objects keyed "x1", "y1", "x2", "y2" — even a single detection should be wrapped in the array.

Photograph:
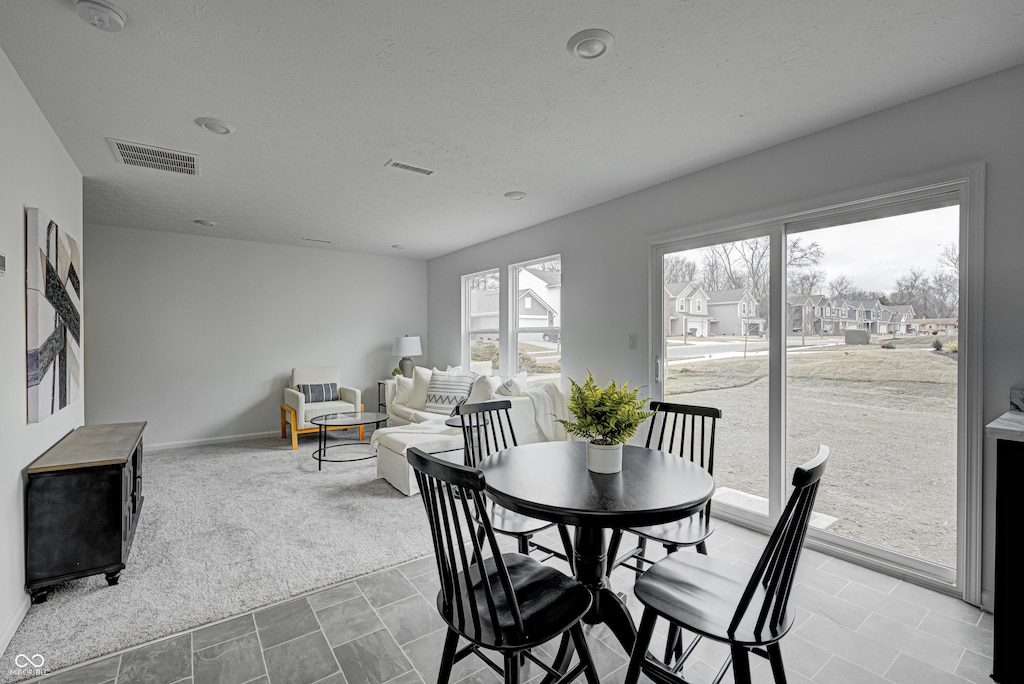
[{"x1": 543, "y1": 526, "x2": 637, "y2": 683}]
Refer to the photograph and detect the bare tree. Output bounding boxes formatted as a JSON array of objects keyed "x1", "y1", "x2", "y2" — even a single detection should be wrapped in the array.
[
  {"x1": 939, "y1": 242, "x2": 959, "y2": 271},
  {"x1": 788, "y1": 237, "x2": 825, "y2": 269},
  {"x1": 469, "y1": 272, "x2": 499, "y2": 291},
  {"x1": 892, "y1": 269, "x2": 932, "y2": 315},
  {"x1": 699, "y1": 250, "x2": 731, "y2": 292},
  {"x1": 664, "y1": 255, "x2": 697, "y2": 284},
  {"x1": 827, "y1": 274, "x2": 856, "y2": 301},
  {"x1": 931, "y1": 268, "x2": 959, "y2": 317},
  {"x1": 789, "y1": 268, "x2": 827, "y2": 296}
]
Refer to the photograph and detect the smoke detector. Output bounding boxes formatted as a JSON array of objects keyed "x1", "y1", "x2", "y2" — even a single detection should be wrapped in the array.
[{"x1": 75, "y1": 0, "x2": 126, "y2": 32}]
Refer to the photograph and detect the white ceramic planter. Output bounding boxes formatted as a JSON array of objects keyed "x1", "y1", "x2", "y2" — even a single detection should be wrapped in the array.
[{"x1": 586, "y1": 442, "x2": 623, "y2": 473}]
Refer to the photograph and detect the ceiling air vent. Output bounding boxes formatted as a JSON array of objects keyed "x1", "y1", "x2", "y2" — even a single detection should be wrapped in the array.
[
  {"x1": 106, "y1": 138, "x2": 200, "y2": 176},
  {"x1": 385, "y1": 159, "x2": 434, "y2": 176}
]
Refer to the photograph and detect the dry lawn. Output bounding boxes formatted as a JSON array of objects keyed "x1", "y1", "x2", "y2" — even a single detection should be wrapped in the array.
[{"x1": 665, "y1": 342, "x2": 958, "y2": 568}]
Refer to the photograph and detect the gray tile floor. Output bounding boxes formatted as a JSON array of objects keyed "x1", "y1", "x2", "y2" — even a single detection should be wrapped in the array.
[{"x1": 29, "y1": 521, "x2": 993, "y2": 684}]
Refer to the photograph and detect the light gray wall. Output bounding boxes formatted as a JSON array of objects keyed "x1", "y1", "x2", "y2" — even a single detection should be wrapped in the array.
[
  {"x1": 428, "y1": 63, "x2": 1024, "y2": 605},
  {"x1": 0, "y1": 47, "x2": 83, "y2": 654},
  {"x1": 84, "y1": 224, "x2": 428, "y2": 448}
]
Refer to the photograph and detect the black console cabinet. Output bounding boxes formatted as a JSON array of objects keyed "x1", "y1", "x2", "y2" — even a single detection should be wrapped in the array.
[
  {"x1": 25, "y1": 421, "x2": 146, "y2": 604},
  {"x1": 986, "y1": 411, "x2": 1024, "y2": 683}
]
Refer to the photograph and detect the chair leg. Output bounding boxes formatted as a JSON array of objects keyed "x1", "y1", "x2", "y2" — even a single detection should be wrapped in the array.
[
  {"x1": 569, "y1": 623, "x2": 600, "y2": 684},
  {"x1": 635, "y1": 537, "x2": 648, "y2": 581},
  {"x1": 437, "y1": 627, "x2": 460, "y2": 684},
  {"x1": 766, "y1": 643, "x2": 788, "y2": 684},
  {"x1": 503, "y1": 652, "x2": 521, "y2": 684},
  {"x1": 518, "y1": 534, "x2": 531, "y2": 555},
  {"x1": 663, "y1": 623, "x2": 682, "y2": 665},
  {"x1": 558, "y1": 525, "x2": 575, "y2": 574},
  {"x1": 606, "y1": 528, "x2": 623, "y2": 580},
  {"x1": 280, "y1": 406, "x2": 287, "y2": 439},
  {"x1": 730, "y1": 645, "x2": 753, "y2": 684},
  {"x1": 623, "y1": 610, "x2": 658, "y2": 684},
  {"x1": 282, "y1": 406, "x2": 299, "y2": 450}
]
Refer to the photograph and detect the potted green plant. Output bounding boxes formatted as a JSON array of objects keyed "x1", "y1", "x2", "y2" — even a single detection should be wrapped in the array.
[{"x1": 557, "y1": 372, "x2": 653, "y2": 473}]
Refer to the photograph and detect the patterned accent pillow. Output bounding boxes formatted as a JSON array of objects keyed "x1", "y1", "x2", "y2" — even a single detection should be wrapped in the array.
[
  {"x1": 297, "y1": 383, "x2": 338, "y2": 403},
  {"x1": 424, "y1": 371, "x2": 475, "y2": 414},
  {"x1": 495, "y1": 372, "x2": 527, "y2": 397}
]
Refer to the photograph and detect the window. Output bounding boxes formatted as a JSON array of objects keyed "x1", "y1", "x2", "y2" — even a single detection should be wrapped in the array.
[
  {"x1": 741, "y1": 303, "x2": 747, "y2": 315},
  {"x1": 462, "y1": 268, "x2": 499, "y2": 376},
  {"x1": 512, "y1": 256, "x2": 561, "y2": 385},
  {"x1": 695, "y1": 299, "x2": 702, "y2": 312}
]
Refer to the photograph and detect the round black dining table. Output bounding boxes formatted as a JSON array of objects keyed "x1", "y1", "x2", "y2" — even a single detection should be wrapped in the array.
[{"x1": 479, "y1": 440, "x2": 715, "y2": 656}]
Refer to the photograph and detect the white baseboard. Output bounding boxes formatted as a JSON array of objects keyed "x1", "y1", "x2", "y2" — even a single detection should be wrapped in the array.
[
  {"x1": 147, "y1": 430, "x2": 280, "y2": 452},
  {"x1": 1, "y1": 594, "x2": 31, "y2": 661}
]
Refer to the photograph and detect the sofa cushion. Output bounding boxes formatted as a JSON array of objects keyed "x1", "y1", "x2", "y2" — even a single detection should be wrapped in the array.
[
  {"x1": 394, "y1": 376, "x2": 414, "y2": 405},
  {"x1": 300, "y1": 399, "x2": 357, "y2": 425},
  {"x1": 496, "y1": 372, "x2": 528, "y2": 397},
  {"x1": 297, "y1": 382, "x2": 338, "y2": 403},
  {"x1": 424, "y1": 370, "x2": 476, "y2": 414},
  {"x1": 410, "y1": 366, "x2": 432, "y2": 409},
  {"x1": 467, "y1": 374, "x2": 501, "y2": 405},
  {"x1": 374, "y1": 428, "x2": 462, "y2": 456}
]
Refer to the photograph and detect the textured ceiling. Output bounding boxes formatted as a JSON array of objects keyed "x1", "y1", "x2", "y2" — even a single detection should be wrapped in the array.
[{"x1": 1, "y1": 1, "x2": 1023, "y2": 260}]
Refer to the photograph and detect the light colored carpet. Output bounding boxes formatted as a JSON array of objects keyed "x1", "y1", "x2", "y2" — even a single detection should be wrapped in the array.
[{"x1": 1, "y1": 435, "x2": 433, "y2": 682}]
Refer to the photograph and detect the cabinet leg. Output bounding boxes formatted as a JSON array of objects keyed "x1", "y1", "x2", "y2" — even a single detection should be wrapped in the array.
[
  {"x1": 105, "y1": 571, "x2": 121, "y2": 586},
  {"x1": 30, "y1": 589, "x2": 48, "y2": 604}
]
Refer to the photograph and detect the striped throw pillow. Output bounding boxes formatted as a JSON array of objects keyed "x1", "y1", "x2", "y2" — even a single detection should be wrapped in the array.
[
  {"x1": 423, "y1": 371, "x2": 475, "y2": 414},
  {"x1": 297, "y1": 383, "x2": 338, "y2": 403}
]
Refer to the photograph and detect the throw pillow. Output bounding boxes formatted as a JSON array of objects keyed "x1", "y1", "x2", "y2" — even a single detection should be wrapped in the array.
[
  {"x1": 496, "y1": 372, "x2": 528, "y2": 397},
  {"x1": 410, "y1": 366, "x2": 432, "y2": 409},
  {"x1": 466, "y1": 374, "x2": 501, "y2": 405},
  {"x1": 424, "y1": 370, "x2": 476, "y2": 414},
  {"x1": 394, "y1": 376, "x2": 414, "y2": 405},
  {"x1": 297, "y1": 383, "x2": 338, "y2": 403}
]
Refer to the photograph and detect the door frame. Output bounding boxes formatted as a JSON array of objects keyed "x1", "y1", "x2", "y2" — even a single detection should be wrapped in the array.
[{"x1": 648, "y1": 163, "x2": 985, "y2": 605}]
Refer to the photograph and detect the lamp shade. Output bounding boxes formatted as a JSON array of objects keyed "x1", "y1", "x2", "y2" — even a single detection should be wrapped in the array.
[{"x1": 393, "y1": 335, "x2": 422, "y2": 357}]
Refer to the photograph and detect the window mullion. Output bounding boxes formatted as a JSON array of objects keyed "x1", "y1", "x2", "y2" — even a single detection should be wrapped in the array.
[{"x1": 768, "y1": 226, "x2": 786, "y2": 522}]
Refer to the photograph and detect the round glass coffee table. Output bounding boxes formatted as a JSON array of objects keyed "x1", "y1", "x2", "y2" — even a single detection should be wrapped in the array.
[{"x1": 310, "y1": 411, "x2": 388, "y2": 470}]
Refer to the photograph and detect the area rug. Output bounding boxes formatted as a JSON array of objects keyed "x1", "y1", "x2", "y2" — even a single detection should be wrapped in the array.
[{"x1": 1, "y1": 436, "x2": 433, "y2": 682}]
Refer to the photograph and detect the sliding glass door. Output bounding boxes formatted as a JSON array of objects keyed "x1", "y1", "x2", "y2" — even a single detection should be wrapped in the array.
[
  {"x1": 651, "y1": 177, "x2": 980, "y2": 597},
  {"x1": 658, "y1": 236, "x2": 772, "y2": 514}
]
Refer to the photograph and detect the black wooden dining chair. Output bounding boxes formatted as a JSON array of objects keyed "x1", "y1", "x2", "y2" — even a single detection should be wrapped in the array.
[
  {"x1": 623, "y1": 445, "x2": 829, "y2": 684},
  {"x1": 604, "y1": 402, "x2": 722, "y2": 663},
  {"x1": 457, "y1": 399, "x2": 575, "y2": 571},
  {"x1": 407, "y1": 447, "x2": 600, "y2": 684},
  {"x1": 606, "y1": 402, "x2": 722, "y2": 579}
]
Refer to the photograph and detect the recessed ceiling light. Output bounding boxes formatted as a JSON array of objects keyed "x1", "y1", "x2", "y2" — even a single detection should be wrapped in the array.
[
  {"x1": 75, "y1": 0, "x2": 126, "y2": 32},
  {"x1": 391, "y1": 244, "x2": 406, "y2": 250},
  {"x1": 504, "y1": 191, "x2": 527, "y2": 201},
  {"x1": 195, "y1": 117, "x2": 234, "y2": 135},
  {"x1": 193, "y1": 219, "x2": 216, "y2": 227},
  {"x1": 567, "y1": 28, "x2": 614, "y2": 59}
]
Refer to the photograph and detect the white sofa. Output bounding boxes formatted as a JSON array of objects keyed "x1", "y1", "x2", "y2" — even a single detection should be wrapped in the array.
[{"x1": 373, "y1": 367, "x2": 567, "y2": 495}]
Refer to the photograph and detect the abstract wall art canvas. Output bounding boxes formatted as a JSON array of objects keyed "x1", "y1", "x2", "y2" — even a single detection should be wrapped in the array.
[{"x1": 26, "y1": 207, "x2": 81, "y2": 423}]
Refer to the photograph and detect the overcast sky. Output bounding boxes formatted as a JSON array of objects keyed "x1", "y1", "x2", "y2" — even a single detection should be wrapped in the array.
[{"x1": 807, "y1": 206, "x2": 959, "y2": 293}]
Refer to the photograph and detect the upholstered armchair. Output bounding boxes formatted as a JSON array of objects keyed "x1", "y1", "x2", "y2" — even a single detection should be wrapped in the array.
[{"x1": 280, "y1": 367, "x2": 363, "y2": 450}]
